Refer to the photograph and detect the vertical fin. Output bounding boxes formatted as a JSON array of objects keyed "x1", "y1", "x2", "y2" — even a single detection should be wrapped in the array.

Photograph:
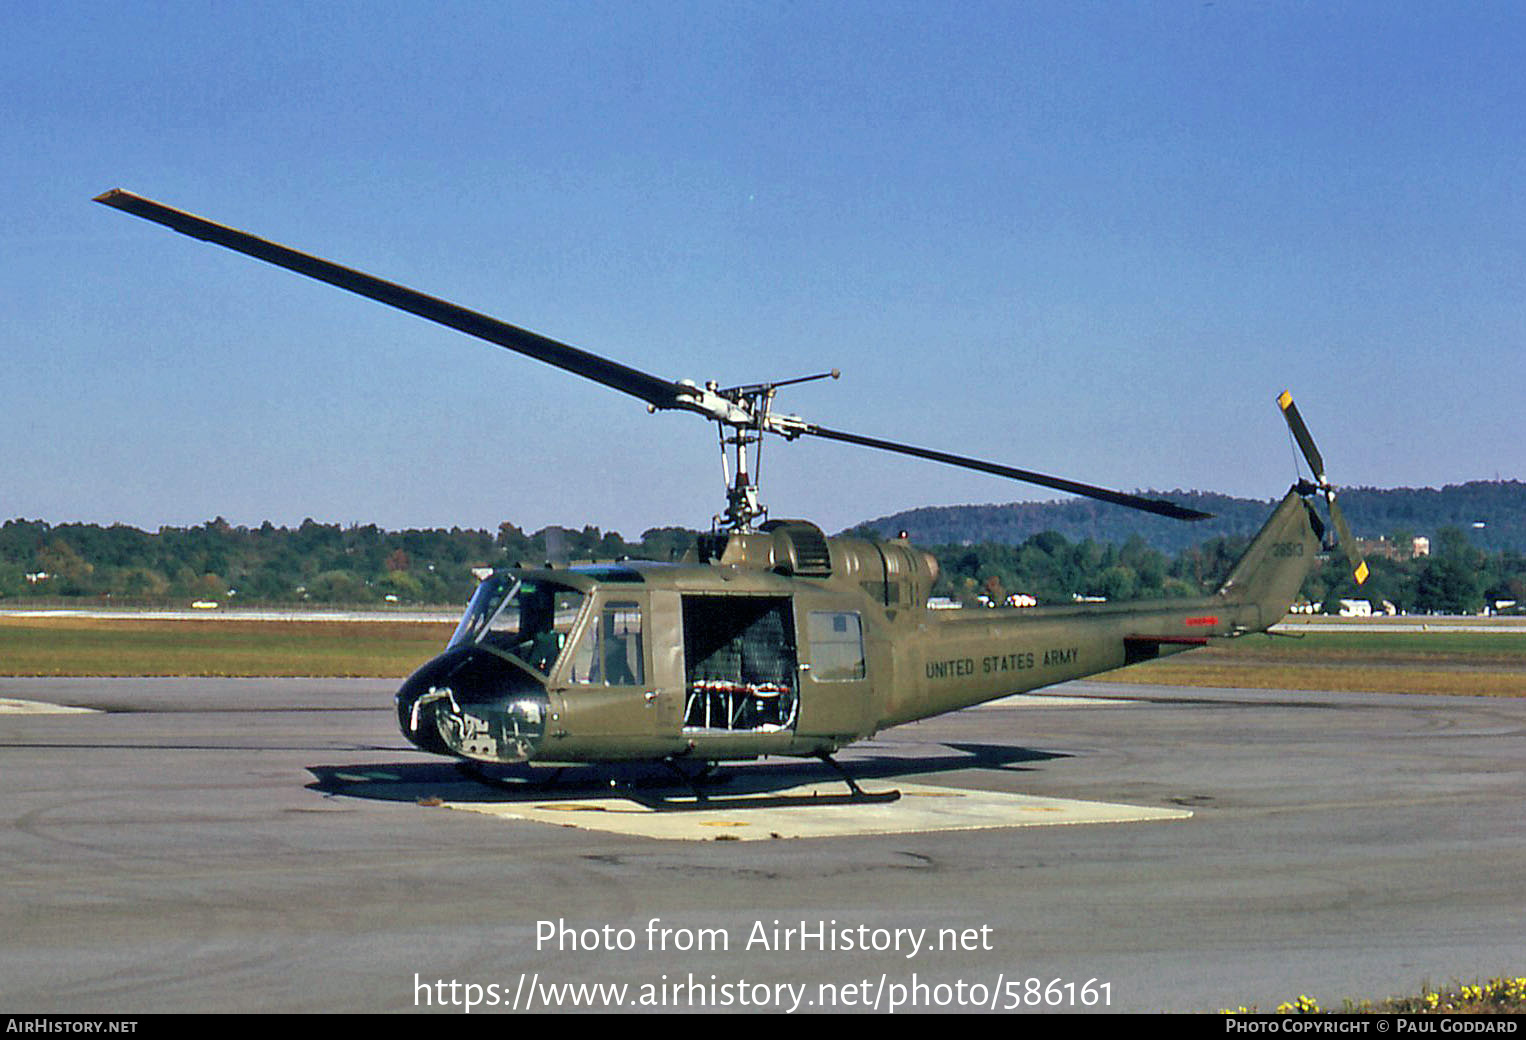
[{"x1": 1216, "y1": 489, "x2": 1323, "y2": 626}]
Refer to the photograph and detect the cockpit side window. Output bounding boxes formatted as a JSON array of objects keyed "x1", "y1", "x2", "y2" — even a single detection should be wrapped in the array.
[{"x1": 568, "y1": 601, "x2": 644, "y2": 685}]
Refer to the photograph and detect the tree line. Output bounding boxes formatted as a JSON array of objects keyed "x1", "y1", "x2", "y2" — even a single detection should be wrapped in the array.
[
  {"x1": 0, "y1": 518, "x2": 694, "y2": 608},
  {"x1": 3, "y1": 516, "x2": 1520, "y2": 615},
  {"x1": 919, "y1": 528, "x2": 1523, "y2": 616},
  {"x1": 867, "y1": 480, "x2": 1526, "y2": 556}
]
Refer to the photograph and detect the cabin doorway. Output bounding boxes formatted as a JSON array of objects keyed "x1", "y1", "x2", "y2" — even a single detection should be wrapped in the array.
[{"x1": 680, "y1": 595, "x2": 798, "y2": 732}]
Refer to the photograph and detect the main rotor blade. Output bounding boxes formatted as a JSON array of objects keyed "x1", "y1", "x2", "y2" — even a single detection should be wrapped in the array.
[
  {"x1": 799, "y1": 424, "x2": 1214, "y2": 521},
  {"x1": 94, "y1": 190, "x2": 688, "y2": 410}
]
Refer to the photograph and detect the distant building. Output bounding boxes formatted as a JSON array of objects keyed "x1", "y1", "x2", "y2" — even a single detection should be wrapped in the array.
[{"x1": 1358, "y1": 535, "x2": 1432, "y2": 560}]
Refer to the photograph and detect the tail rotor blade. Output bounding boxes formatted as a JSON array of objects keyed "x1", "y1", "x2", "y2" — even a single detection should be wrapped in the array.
[
  {"x1": 1277, "y1": 390, "x2": 1326, "y2": 483},
  {"x1": 1279, "y1": 391, "x2": 1367, "y2": 585},
  {"x1": 1328, "y1": 495, "x2": 1369, "y2": 585}
]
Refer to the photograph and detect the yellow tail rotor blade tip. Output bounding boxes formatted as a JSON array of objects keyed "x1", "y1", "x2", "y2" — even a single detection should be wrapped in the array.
[{"x1": 1277, "y1": 390, "x2": 1294, "y2": 411}]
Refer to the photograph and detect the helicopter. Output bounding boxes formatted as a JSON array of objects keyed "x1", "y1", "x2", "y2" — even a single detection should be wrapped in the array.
[{"x1": 96, "y1": 189, "x2": 1367, "y2": 795}]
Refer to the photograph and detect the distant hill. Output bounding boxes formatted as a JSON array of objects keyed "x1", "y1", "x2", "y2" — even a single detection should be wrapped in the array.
[{"x1": 857, "y1": 480, "x2": 1526, "y2": 554}]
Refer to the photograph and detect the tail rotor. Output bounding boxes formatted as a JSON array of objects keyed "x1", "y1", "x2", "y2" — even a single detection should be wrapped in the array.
[{"x1": 1277, "y1": 391, "x2": 1369, "y2": 586}]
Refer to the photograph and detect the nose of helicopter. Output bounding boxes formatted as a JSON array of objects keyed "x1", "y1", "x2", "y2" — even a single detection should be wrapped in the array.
[{"x1": 395, "y1": 646, "x2": 551, "y2": 763}]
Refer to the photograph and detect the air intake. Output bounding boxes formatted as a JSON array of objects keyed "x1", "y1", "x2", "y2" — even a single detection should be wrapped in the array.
[{"x1": 761, "y1": 520, "x2": 833, "y2": 577}]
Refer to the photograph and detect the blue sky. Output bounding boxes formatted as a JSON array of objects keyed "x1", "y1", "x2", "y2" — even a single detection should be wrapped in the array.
[{"x1": 6, "y1": 1, "x2": 1523, "y2": 537}]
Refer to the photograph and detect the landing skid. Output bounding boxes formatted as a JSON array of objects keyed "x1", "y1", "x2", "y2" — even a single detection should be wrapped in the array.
[
  {"x1": 627, "y1": 787, "x2": 900, "y2": 812},
  {"x1": 455, "y1": 760, "x2": 564, "y2": 791},
  {"x1": 453, "y1": 754, "x2": 898, "y2": 809},
  {"x1": 626, "y1": 752, "x2": 899, "y2": 811}
]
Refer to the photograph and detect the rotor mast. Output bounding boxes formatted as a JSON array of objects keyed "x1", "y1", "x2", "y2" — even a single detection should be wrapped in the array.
[{"x1": 707, "y1": 370, "x2": 840, "y2": 531}]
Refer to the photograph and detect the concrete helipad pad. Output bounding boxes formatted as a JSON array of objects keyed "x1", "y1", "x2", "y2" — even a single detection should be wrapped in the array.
[{"x1": 441, "y1": 781, "x2": 1191, "y2": 841}]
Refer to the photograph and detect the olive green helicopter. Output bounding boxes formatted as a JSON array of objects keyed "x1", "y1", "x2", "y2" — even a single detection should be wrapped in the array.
[{"x1": 96, "y1": 190, "x2": 1367, "y2": 798}]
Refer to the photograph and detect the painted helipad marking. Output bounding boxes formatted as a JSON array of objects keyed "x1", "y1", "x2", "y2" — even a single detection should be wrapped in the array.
[
  {"x1": 0, "y1": 698, "x2": 101, "y2": 715},
  {"x1": 440, "y1": 782, "x2": 1190, "y2": 841}
]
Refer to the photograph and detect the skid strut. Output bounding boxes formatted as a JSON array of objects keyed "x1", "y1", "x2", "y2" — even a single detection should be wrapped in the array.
[{"x1": 816, "y1": 751, "x2": 900, "y2": 803}]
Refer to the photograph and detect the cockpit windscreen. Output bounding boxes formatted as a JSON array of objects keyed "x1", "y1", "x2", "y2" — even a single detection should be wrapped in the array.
[{"x1": 449, "y1": 576, "x2": 587, "y2": 675}]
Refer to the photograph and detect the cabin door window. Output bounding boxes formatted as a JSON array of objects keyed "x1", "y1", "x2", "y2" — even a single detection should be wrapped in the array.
[{"x1": 806, "y1": 611, "x2": 866, "y2": 681}]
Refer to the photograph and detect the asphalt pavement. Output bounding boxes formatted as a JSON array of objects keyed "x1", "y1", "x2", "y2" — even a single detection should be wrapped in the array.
[{"x1": 2, "y1": 676, "x2": 1522, "y2": 1013}]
